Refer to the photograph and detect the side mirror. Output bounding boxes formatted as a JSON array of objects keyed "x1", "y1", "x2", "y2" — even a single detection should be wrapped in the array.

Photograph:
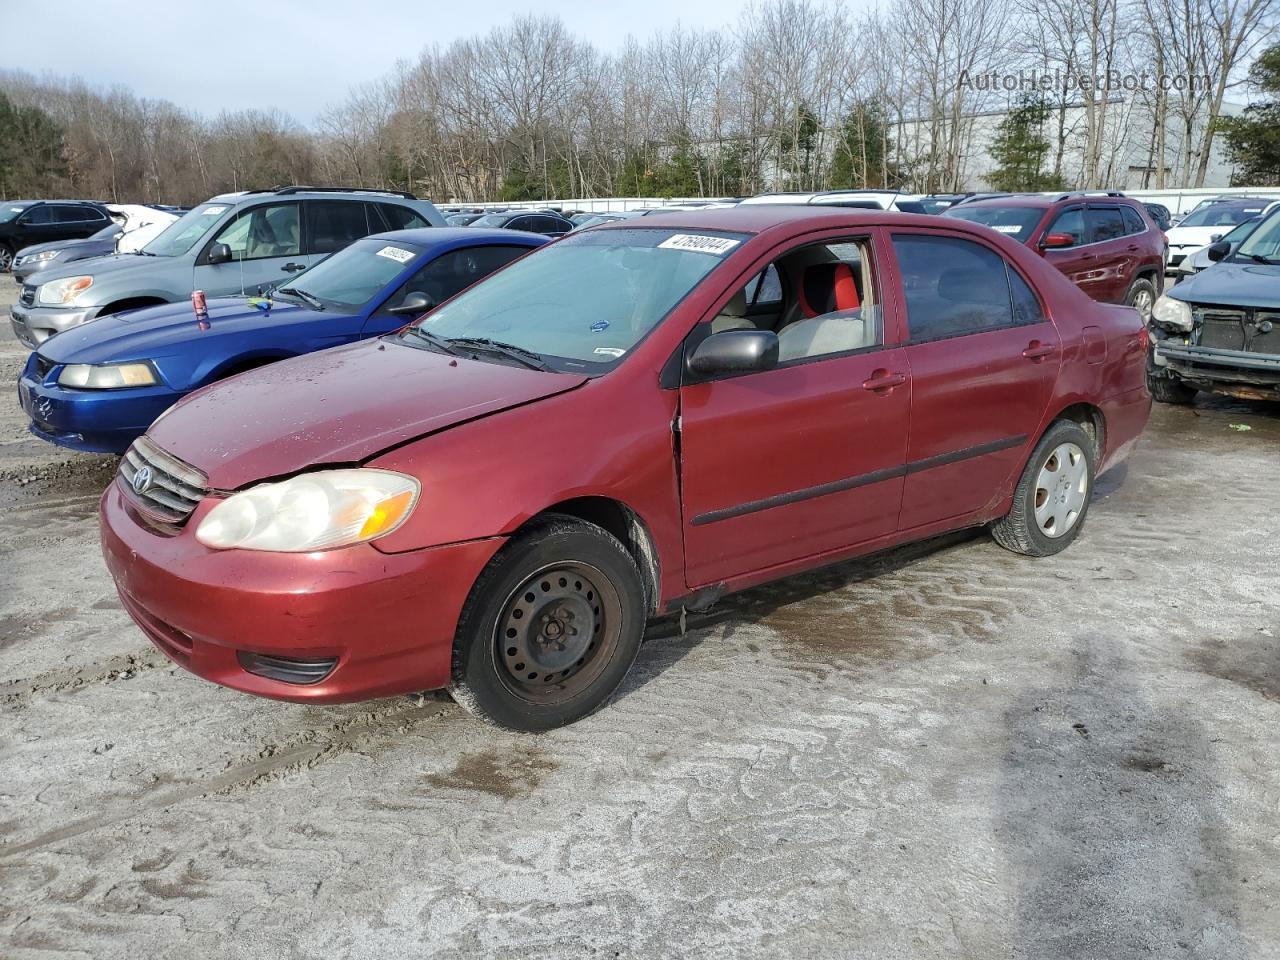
[
  {"x1": 208, "y1": 242, "x2": 233, "y2": 265},
  {"x1": 687, "y1": 329, "x2": 779, "y2": 377},
  {"x1": 1040, "y1": 232, "x2": 1075, "y2": 250},
  {"x1": 388, "y1": 291, "x2": 434, "y2": 315},
  {"x1": 1206, "y1": 240, "x2": 1232, "y2": 262}
]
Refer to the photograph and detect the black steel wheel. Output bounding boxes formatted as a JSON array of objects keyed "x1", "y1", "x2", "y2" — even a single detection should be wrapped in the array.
[{"x1": 449, "y1": 514, "x2": 645, "y2": 731}]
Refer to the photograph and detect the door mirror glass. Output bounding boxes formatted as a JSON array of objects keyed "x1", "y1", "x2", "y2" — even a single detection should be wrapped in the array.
[
  {"x1": 1206, "y1": 240, "x2": 1232, "y2": 262},
  {"x1": 208, "y1": 242, "x2": 233, "y2": 265},
  {"x1": 388, "y1": 291, "x2": 434, "y2": 315},
  {"x1": 688, "y1": 329, "x2": 779, "y2": 377}
]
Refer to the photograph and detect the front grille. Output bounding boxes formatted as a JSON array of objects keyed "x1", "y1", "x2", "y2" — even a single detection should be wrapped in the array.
[
  {"x1": 118, "y1": 436, "x2": 208, "y2": 524},
  {"x1": 33, "y1": 354, "x2": 54, "y2": 381},
  {"x1": 18, "y1": 284, "x2": 35, "y2": 307},
  {"x1": 1196, "y1": 307, "x2": 1280, "y2": 355}
]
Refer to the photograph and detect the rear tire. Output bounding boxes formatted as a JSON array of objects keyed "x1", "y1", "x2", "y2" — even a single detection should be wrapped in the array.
[
  {"x1": 448, "y1": 514, "x2": 645, "y2": 731},
  {"x1": 991, "y1": 420, "x2": 1095, "y2": 557},
  {"x1": 1148, "y1": 372, "x2": 1197, "y2": 404}
]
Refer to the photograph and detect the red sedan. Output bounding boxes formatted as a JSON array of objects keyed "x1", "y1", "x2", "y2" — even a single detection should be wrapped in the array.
[{"x1": 100, "y1": 207, "x2": 1151, "y2": 730}]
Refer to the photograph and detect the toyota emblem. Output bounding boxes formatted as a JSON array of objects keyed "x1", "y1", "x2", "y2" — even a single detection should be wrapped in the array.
[{"x1": 132, "y1": 466, "x2": 153, "y2": 495}]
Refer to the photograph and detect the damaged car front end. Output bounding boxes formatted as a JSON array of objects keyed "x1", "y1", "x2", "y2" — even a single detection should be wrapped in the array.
[{"x1": 1147, "y1": 229, "x2": 1280, "y2": 404}]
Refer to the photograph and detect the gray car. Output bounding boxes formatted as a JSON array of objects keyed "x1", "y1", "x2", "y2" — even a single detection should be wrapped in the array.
[
  {"x1": 12, "y1": 222, "x2": 124, "y2": 285},
  {"x1": 10, "y1": 186, "x2": 444, "y2": 348}
]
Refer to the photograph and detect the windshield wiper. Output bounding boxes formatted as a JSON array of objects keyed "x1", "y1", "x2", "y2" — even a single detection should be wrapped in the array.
[
  {"x1": 404, "y1": 326, "x2": 460, "y2": 356},
  {"x1": 445, "y1": 337, "x2": 549, "y2": 371},
  {"x1": 278, "y1": 287, "x2": 325, "y2": 310},
  {"x1": 1248, "y1": 253, "x2": 1278, "y2": 265}
]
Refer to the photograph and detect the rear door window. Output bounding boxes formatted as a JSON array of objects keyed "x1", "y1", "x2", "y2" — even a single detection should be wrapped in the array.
[
  {"x1": 53, "y1": 205, "x2": 91, "y2": 223},
  {"x1": 306, "y1": 200, "x2": 379, "y2": 255},
  {"x1": 1088, "y1": 207, "x2": 1127, "y2": 243},
  {"x1": 890, "y1": 234, "x2": 1015, "y2": 341}
]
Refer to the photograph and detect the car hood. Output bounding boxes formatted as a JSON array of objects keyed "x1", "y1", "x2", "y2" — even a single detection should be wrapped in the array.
[
  {"x1": 37, "y1": 297, "x2": 327, "y2": 364},
  {"x1": 17, "y1": 237, "x2": 109, "y2": 258},
  {"x1": 147, "y1": 338, "x2": 589, "y2": 488},
  {"x1": 31, "y1": 251, "x2": 163, "y2": 285},
  {"x1": 1169, "y1": 260, "x2": 1280, "y2": 308},
  {"x1": 1166, "y1": 225, "x2": 1235, "y2": 248}
]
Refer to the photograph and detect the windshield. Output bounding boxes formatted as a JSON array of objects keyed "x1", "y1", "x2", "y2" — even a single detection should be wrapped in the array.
[
  {"x1": 942, "y1": 205, "x2": 1044, "y2": 243},
  {"x1": 1, "y1": 203, "x2": 33, "y2": 224},
  {"x1": 1178, "y1": 204, "x2": 1265, "y2": 229},
  {"x1": 141, "y1": 202, "x2": 232, "y2": 257},
  {"x1": 278, "y1": 237, "x2": 423, "y2": 308},
  {"x1": 1231, "y1": 212, "x2": 1280, "y2": 261},
  {"x1": 406, "y1": 227, "x2": 747, "y2": 372}
]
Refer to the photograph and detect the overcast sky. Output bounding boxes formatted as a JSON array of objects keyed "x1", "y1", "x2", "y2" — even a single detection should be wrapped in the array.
[{"x1": 0, "y1": 0, "x2": 777, "y2": 126}]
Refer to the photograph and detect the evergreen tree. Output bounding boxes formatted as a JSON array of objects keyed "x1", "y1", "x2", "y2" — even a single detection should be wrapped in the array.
[
  {"x1": 829, "y1": 102, "x2": 898, "y2": 188},
  {"x1": 0, "y1": 93, "x2": 65, "y2": 199},
  {"x1": 1220, "y1": 45, "x2": 1280, "y2": 185},
  {"x1": 986, "y1": 96, "x2": 1065, "y2": 192}
]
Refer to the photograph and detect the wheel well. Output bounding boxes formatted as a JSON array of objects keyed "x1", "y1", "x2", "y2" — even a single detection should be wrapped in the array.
[
  {"x1": 98, "y1": 297, "x2": 167, "y2": 317},
  {"x1": 1051, "y1": 403, "x2": 1105, "y2": 459},
  {"x1": 526, "y1": 497, "x2": 662, "y2": 615}
]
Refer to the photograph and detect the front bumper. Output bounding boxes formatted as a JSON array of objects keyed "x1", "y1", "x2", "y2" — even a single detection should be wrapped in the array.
[
  {"x1": 10, "y1": 301, "x2": 98, "y2": 349},
  {"x1": 18, "y1": 356, "x2": 183, "y2": 454},
  {"x1": 1155, "y1": 339, "x2": 1280, "y2": 396},
  {"x1": 100, "y1": 483, "x2": 504, "y2": 703}
]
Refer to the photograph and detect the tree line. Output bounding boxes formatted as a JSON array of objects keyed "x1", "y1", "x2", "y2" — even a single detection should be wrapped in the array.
[{"x1": 1, "y1": 0, "x2": 1276, "y2": 204}]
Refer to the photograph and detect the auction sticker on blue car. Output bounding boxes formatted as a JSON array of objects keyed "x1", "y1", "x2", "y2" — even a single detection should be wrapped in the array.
[
  {"x1": 657, "y1": 234, "x2": 740, "y2": 255},
  {"x1": 376, "y1": 246, "x2": 415, "y2": 263}
]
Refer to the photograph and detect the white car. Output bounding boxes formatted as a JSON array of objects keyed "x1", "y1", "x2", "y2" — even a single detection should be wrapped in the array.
[
  {"x1": 105, "y1": 204, "x2": 180, "y2": 254},
  {"x1": 1164, "y1": 198, "x2": 1280, "y2": 274}
]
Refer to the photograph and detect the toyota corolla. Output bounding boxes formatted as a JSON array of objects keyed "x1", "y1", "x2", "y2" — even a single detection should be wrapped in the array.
[{"x1": 100, "y1": 207, "x2": 1151, "y2": 730}]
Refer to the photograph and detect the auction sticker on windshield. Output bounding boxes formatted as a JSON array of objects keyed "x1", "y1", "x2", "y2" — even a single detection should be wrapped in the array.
[
  {"x1": 657, "y1": 234, "x2": 741, "y2": 255},
  {"x1": 992, "y1": 225, "x2": 1022, "y2": 234},
  {"x1": 376, "y1": 246, "x2": 415, "y2": 263}
]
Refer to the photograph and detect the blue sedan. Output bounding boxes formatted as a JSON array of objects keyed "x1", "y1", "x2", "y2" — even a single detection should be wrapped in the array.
[{"x1": 17, "y1": 228, "x2": 546, "y2": 453}]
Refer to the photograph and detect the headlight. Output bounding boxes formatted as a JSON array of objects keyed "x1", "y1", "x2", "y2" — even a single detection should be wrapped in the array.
[
  {"x1": 37, "y1": 275, "x2": 93, "y2": 306},
  {"x1": 1151, "y1": 294, "x2": 1193, "y2": 332},
  {"x1": 58, "y1": 362, "x2": 159, "y2": 389},
  {"x1": 29, "y1": 250, "x2": 61, "y2": 263},
  {"x1": 196, "y1": 469, "x2": 419, "y2": 552}
]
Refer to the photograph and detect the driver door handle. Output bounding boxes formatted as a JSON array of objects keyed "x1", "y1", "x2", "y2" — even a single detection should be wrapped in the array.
[
  {"x1": 282, "y1": 262, "x2": 307, "y2": 273},
  {"x1": 861, "y1": 370, "x2": 907, "y2": 392}
]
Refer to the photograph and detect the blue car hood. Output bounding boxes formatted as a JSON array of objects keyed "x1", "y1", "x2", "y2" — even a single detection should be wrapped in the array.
[
  {"x1": 1171, "y1": 260, "x2": 1280, "y2": 309},
  {"x1": 37, "y1": 296, "x2": 330, "y2": 364}
]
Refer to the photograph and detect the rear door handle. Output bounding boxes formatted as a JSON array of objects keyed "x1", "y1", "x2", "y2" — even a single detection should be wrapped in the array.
[
  {"x1": 861, "y1": 370, "x2": 907, "y2": 391},
  {"x1": 281, "y1": 262, "x2": 307, "y2": 273},
  {"x1": 1022, "y1": 341, "x2": 1057, "y2": 361}
]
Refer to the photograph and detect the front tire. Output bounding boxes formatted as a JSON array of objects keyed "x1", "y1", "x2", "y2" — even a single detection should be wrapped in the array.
[
  {"x1": 1126, "y1": 276, "x2": 1158, "y2": 323},
  {"x1": 991, "y1": 420, "x2": 1096, "y2": 557},
  {"x1": 0, "y1": 244, "x2": 14, "y2": 273},
  {"x1": 448, "y1": 514, "x2": 646, "y2": 731},
  {"x1": 1148, "y1": 372, "x2": 1197, "y2": 404}
]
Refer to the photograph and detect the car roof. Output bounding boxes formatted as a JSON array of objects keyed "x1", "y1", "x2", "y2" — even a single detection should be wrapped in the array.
[
  {"x1": 364, "y1": 227, "x2": 547, "y2": 247},
  {"x1": 590, "y1": 205, "x2": 964, "y2": 236}
]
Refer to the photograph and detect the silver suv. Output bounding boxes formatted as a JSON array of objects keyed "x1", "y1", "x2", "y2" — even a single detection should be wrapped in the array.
[{"x1": 10, "y1": 186, "x2": 444, "y2": 347}]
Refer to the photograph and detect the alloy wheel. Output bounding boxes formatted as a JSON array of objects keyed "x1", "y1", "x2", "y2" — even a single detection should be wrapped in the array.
[
  {"x1": 1132, "y1": 288, "x2": 1154, "y2": 322},
  {"x1": 1034, "y1": 442, "x2": 1088, "y2": 538}
]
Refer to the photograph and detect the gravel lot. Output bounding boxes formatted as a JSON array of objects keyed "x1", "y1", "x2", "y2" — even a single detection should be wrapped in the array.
[{"x1": 1, "y1": 280, "x2": 1278, "y2": 960}]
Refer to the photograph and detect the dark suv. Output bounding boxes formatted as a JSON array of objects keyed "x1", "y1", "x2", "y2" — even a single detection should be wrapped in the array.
[
  {"x1": 467, "y1": 211, "x2": 573, "y2": 237},
  {"x1": 0, "y1": 200, "x2": 113, "y2": 272},
  {"x1": 944, "y1": 191, "x2": 1167, "y2": 321}
]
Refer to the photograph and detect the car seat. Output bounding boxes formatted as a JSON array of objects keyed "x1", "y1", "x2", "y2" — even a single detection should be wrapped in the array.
[{"x1": 778, "y1": 263, "x2": 870, "y2": 361}]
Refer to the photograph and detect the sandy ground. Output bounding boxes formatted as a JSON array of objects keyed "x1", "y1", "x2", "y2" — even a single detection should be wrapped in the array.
[{"x1": 1, "y1": 279, "x2": 1278, "y2": 959}]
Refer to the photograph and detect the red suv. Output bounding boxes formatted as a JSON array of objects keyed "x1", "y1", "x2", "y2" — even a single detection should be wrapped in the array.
[
  {"x1": 944, "y1": 192, "x2": 1166, "y2": 322},
  {"x1": 100, "y1": 207, "x2": 1151, "y2": 731}
]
